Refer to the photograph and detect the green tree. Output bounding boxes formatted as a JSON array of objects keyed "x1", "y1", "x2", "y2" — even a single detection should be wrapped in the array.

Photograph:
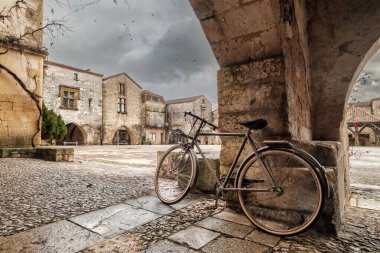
[{"x1": 42, "y1": 104, "x2": 67, "y2": 142}]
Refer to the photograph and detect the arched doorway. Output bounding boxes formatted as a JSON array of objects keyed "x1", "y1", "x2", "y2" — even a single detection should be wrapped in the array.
[
  {"x1": 113, "y1": 127, "x2": 131, "y2": 145},
  {"x1": 64, "y1": 123, "x2": 87, "y2": 145},
  {"x1": 169, "y1": 129, "x2": 186, "y2": 144}
]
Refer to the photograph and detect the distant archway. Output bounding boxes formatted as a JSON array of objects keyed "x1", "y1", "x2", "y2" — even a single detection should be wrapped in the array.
[
  {"x1": 169, "y1": 129, "x2": 186, "y2": 144},
  {"x1": 113, "y1": 127, "x2": 132, "y2": 145},
  {"x1": 64, "y1": 123, "x2": 87, "y2": 145}
]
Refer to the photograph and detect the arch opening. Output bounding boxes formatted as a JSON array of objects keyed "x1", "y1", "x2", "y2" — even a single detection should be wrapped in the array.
[
  {"x1": 346, "y1": 48, "x2": 380, "y2": 148},
  {"x1": 169, "y1": 129, "x2": 186, "y2": 144},
  {"x1": 63, "y1": 123, "x2": 87, "y2": 145},
  {"x1": 113, "y1": 127, "x2": 132, "y2": 145}
]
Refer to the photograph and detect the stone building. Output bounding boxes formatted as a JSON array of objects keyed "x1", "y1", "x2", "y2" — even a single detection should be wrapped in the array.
[
  {"x1": 141, "y1": 91, "x2": 167, "y2": 144},
  {"x1": 102, "y1": 73, "x2": 142, "y2": 145},
  {"x1": 347, "y1": 98, "x2": 380, "y2": 146},
  {"x1": 211, "y1": 109, "x2": 221, "y2": 145},
  {"x1": 43, "y1": 61, "x2": 103, "y2": 145},
  {"x1": 166, "y1": 95, "x2": 217, "y2": 144},
  {"x1": 0, "y1": 0, "x2": 45, "y2": 148}
]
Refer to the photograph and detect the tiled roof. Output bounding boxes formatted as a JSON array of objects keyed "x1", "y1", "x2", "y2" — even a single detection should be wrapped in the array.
[
  {"x1": 44, "y1": 61, "x2": 103, "y2": 77},
  {"x1": 142, "y1": 90, "x2": 165, "y2": 102},
  {"x1": 347, "y1": 105, "x2": 380, "y2": 123},
  {"x1": 103, "y1": 73, "x2": 143, "y2": 89},
  {"x1": 166, "y1": 95, "x2": 204, "y2": 105}
]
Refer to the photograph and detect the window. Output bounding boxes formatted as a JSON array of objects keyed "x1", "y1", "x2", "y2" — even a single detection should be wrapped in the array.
[
  {"x1": 150, "y1": 113, "x2": 154, "y2": 126},
  {"x1": 157, "y1": 116, "x2": 163, "y2": 128},
  {"x1": 201, "y1": 108, "x2": 206, "y2": 119},
  {"x1": 119, "y1": 83, "x2": 126, "y2": 95},
  {"x1": 60, "y1": 86, "x2": 79, "y2": 110},
  {"x1": 118, "y1": 98, "x2": 126, "y2": 113},
  {"x1": 148, "y1": 133, "x2": 156, "y2": 142},
  {"x1": 74, "y1": 73, "x2": 78, "y2": 81}
]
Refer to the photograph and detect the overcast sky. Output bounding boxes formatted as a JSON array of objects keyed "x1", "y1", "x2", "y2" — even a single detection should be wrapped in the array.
[
  {"x1": 44, "y1": 0, "x2": 380, "y2": 107},
  {"x1": 44, "y1": 0, "x2": 219, "y2": 107}
]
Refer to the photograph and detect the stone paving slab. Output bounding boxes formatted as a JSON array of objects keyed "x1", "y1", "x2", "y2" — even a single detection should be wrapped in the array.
[
  {"x1": 357, "y1": 198, "x2": 380, "y2": 211},
  {"x1": 168, "y1": 225, "x2": 220, "y2": 250},
  {"x1": 146, "y1": 240, "x2": 198, "y2": 253},
  {"x1": 70, "y1": 204, "x2": 161, "y2": 238},
  {"x1": 245, "y1": 229, "x2": 281, "y2": 247},
  {"x1": 195, "y1": 216, "x2": 253, "y2": 238},
  {"x1": 171, "y1": 198, "x2": 200, "y2": 210},
  {"x1": 126, "y1": 196, "x2": 176, "y2": 215},
  {"x1": 213, "y1": 208, "x2": 253, "y2": 226},
  {"x1": 201, "y1": 236, "x2": 270, "y2": 253},
  {"x1": 0, "y1": 220, "x2": 102, "y2": 253}
]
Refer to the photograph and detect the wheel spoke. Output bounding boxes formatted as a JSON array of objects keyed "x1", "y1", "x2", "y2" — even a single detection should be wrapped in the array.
[
  {"x1": 237, "y1": 150, "x2": 324, "y2": 236},
  {"x1": 155, "y1": 146, "x2": 195, "y2": 204}
]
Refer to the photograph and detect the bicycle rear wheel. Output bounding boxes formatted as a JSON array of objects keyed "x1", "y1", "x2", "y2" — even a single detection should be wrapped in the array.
[
  {"x1": 155, "y1": 144, "x2": 197, "y2": 204},
  {"x1": 237, "y1": 149, "x2": 325, "y2": 236}
]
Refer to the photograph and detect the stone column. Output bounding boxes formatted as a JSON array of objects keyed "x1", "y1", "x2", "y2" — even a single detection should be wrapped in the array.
[{"x1": 217, "y1": 57, "x2": 288, "y2": 173}]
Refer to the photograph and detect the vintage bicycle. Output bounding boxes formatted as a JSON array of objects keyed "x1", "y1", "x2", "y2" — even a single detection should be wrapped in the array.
[{"x1": 155, "y1": 111, "x2": 328, "y2": 236}]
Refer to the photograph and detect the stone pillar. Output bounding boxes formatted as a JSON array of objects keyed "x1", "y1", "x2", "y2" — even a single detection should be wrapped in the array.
[{"x1": 217, "y1": 57, "x2": 289, "y2": 173}]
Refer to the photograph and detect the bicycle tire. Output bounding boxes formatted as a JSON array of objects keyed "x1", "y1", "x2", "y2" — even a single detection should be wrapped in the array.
[
  {"x1": 155, "y1": 144, "x2": 197, "y2": 204},
  {"x1": 237, "y1": 148, "x2": 325, "y2": 236}
]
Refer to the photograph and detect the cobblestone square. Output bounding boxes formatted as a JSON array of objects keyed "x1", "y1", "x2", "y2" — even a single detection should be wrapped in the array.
[{"x1": 0, "y1": 145, "x2": 379, "y2": 253}]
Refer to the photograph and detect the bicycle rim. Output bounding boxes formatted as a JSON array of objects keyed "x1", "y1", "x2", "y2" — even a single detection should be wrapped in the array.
[
  {"x1": 238, "y1": 149, "x2": 324, "y2": 236},
  {"x1": 155, "y1": 145, "x2": 195, "y2": 204}
]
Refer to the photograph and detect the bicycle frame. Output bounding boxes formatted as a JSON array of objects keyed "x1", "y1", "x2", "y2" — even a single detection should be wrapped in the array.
[{"x1": 183, "y1": 122, "x2": 275, "y2": 193}]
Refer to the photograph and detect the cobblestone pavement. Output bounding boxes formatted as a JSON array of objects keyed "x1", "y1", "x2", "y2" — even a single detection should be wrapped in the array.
[
  {"x1": 349, "y1": 147, "x2": 380, "y2": 187},
  {"x1": 0, "y1": 145, "x2": 221, "y2": 237},
  {"x1": 81, "y1": 197, "x2": 380, "y2": 253},
  {"x1": 0, "y1": 158, "x2": 153, "y2": 236}
]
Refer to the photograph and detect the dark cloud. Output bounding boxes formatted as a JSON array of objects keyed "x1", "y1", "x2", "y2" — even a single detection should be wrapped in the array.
[
  {"x1": 44, "y1": 0, "x2": 219, "y2": 107},
  {"x1": 350, "y1": 50, "x2": 380, "y2": 102}
]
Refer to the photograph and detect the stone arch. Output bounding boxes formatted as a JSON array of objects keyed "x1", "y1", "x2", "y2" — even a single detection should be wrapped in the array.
[
  {"x1": 64, "y1": 123, "x2": 87, "y2": 145},
  {"x1": 169, "y1": 129, "x2": 186, "y2": 144},
  {"x1": 309, "y1": 0, "x2": 380, "y2": 141},
  {"x1": 112, "y1": 126, "x2": 132, "y2": 145}
]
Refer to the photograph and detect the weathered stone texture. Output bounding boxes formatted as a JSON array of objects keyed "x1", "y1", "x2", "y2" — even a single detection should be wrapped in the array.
[
  {"x1": 142, "y1": 91, "x2": 166, "y2": 144},
  {"x1": 217, "y1": 57, "x2": 288, "y2": 169},
  {"x1": 309, "y1": 0, "x2": 380, "y2": 141},
  {"x1": 103, "y1": 74, "x2": 142, "y2": 145},
  {"x1": 43, "y1": 61, "x2": 103, "y2": 145},
  {"x1": 167, "y1": 96, "x2": 217, "y2": 145},
  {"x1": 187, "y1": 0, "x2": 380, "y2": 234},
  {"x1": 190, "y1": 0, "x2": 282, "y2": 67},
  {"x1": 0, "y1": 48, "x2": 44, "y2": 148}
]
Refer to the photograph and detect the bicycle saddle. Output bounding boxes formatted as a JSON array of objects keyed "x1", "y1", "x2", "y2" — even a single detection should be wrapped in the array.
[{"x1": 239, "y1": 119, "x2": 267, "y2": 130}]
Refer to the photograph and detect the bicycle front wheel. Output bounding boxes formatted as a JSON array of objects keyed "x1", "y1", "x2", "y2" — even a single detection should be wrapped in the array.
[
  {"x1": 237, "y1": 149, "x2": 325, "y2": 236},
  {"x1": 155, "y1": 144, "x2": 197, "y2": 204}
]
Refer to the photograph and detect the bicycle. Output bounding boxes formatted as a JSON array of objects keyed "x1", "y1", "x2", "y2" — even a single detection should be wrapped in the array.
[{"x1": 155, "y1": 112, "x2": 329, "y2": 236}]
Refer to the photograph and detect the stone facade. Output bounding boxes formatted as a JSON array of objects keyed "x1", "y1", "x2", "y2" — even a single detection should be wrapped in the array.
[
  {"x1": 43, "y1": 61, "x2": 103, "y2": 145},
  {"x1": 141, "y1": 91, "x2": 167, "y2": 145},
  {"x1": 102, "y1": 73, "x2": 142, "y2": 145},
  {"x1": 347, "y1": 98, "x2": 380, "y2": 146},
  {"x1": 166, "y1": 95, "x2": 217, "y2": 144},
  {"x1": 0, "y1": 0, "x2": 45, "y2": 148}
]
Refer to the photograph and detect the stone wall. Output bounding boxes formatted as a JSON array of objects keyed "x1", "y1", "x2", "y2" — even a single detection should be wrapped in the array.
[
  {"x1": 0, "y1": 0, "x2": 45, "y2": 148},
  {"x1": 43, "y1": 61, "x2": 103, "y2": 145},
  {"x1": 188, "y1": 0, "x2": 380, "y2": 233},
  {"x1": 167, "y1": 96, "x2": 214, "y2": 143},
  {"x1": 0, "y1": 48, "x2": 44, "y2": 147},
  {"x1": 217, "y1": 57, "x2": 288, "y2": 169},
  {"x1": 103, "y1": 74, "x2": 142, "y2": 145},
  {"x1": 142, "y1": 91, "x2": 166, "y2": 144}
]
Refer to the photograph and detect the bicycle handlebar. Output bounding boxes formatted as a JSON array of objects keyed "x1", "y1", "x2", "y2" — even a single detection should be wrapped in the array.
[{"x1": 184, "y1": 111, "x2": 219, "y2": 130}]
